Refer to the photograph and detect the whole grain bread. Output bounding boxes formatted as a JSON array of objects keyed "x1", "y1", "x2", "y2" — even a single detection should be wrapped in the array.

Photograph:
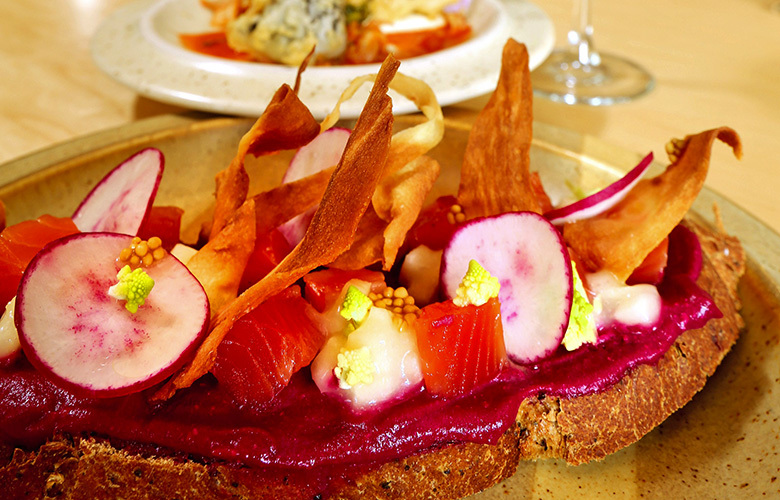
[{"x1": 0, "y1": 219, "x2": 745, "y2": 500}]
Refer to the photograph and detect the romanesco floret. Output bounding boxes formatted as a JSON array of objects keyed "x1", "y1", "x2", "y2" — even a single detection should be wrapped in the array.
[
  {"x1": 108, "y1": 265, "x2": 155, "y2": 314},
  {"x1": 334, "y1": 346, "x2": 375, "y2": 389},
  {"x1": 561, "y1": 265, "x2": 597, "y2": 351},
  {"x1": 339, "y1": 285, "x2": 373, "y2": 325},
  {"x1": 453, "y1": 259, "x2": 500, "y2": 307}
]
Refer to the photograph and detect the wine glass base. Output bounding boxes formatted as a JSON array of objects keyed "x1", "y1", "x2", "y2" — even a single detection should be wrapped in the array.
[{"x1": 531, "y1": 49, "x2": 655, "y2": 105}]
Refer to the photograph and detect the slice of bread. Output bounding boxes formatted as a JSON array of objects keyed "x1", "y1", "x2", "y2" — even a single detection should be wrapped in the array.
[
  {"x1": 516, "y1": 219, "x2": 745, "y2": 465},
  {"x1": 0, "y1": 218, "x2": 745, "y2": 499}
]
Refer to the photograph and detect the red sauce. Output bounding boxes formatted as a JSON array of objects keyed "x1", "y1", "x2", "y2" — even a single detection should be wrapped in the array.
[
  {"x1": 0, "y1": 226, "x2": 718, "y2": 496},
  {"x1": 382, "y1": 20, "x2": 471, "y2": 60},
  {"x1": 178, "y1": 32, "x2": 259, "y2": 62},
  {"x1": 178, "y1": 17, "x2": 471, "y2": 65}
]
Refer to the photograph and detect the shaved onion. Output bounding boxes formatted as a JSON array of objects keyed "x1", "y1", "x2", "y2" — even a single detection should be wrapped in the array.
[{"x1": 545, "y1": 152, "x2": 654, "y2": 226}]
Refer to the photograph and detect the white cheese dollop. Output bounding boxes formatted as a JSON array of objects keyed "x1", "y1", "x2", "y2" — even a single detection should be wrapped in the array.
[
  {"x1": 399, "y1": 245, "x2": 442, "y2": 306},
  {"x1": 0, "y1": 297, "x2": 20, "y2": 360},
  {"x1": 311, "y1": 306, "x2": 423, "y2": 409},
  {"x1": 586, "y1": 270, "x2": 661, "y2": 328}
]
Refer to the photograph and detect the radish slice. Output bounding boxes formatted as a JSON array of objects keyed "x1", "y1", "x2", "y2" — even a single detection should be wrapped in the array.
[
  {"x1": 441, "y1": 212, "x2": 573, "y2": 364},
  {"x1": 72, "y1": 148, "x2": 164, "y2": 235},
  {"x1": 278, "y1": 128, "x2": 350, "y2": 246},
  {"x1": 15, "y1": 232, "x2": 209, "y2": 397},
  {"x1": 545, "y1": 152, "x2": 654, "y2": 226},
  {"x1": 282, "y1": 127, "x2": 351, "y2": 184}
]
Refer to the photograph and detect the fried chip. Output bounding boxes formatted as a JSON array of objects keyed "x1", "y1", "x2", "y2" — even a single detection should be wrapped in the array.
[
  {"x1": 379, "y1": 155, "x2": 442, "y2": 266},
  {"x1": 332, "y1": 155, "x2": 441, "y2": 270},
  {"x1": 320, "y1": 71, "x2": 444, "y2": 218},
  {"x1": 186, "y1": 199, "x2": 257, "y2": 317},
  {"x1": 251, "y1": 166, "x2": 334, "y2": 235},
  {"x1": 457, "y1": 38, "x2": 542, "y2": 218},
  {"x1": 318, "y1": 67, "x2": 444, "y2": 269},
  {"x1": 329, "y1": 207, "x2": 386, "y2": 270},
  {"x1": 295, "y1": 47, "x2": 315, "y2": 94},
  {"x1": 152, "y1": 56, "x2": 400, "y2": 401},
  {"x1": 563, "y1": 127, "x2": 742, "y2": 281},
  {"x1": 211, "y1": 158, "x2": 248, "y2": 241},
  {"x1": 325, "y1": 72, "x2": 443, "y2": 171},
  {"x1": 210, "y1": 85, "x2": 319, "y2": 238}
]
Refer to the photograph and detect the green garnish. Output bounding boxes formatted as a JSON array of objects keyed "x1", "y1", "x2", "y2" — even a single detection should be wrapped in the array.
[
  {"x1": 561, "y1": 265, "x2": 597, "y2": 351},
  {"x1": 108, "y1": 265, "x2": 155, "y2": 314},
  {"x1": 453, "y1": 260, "x2": 501, "y2": 307},
  {"x1": 339, "y1": 285, "x2": 373, "y2": 327}
]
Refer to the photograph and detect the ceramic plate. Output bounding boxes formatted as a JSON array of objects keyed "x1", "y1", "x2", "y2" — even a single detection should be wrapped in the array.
[
  {"x1": 1, "y1": 113, "x2": 777, "y2": 498},
  {"x1": 90, "y1": 0, "x2": 555, "y2": 118}
]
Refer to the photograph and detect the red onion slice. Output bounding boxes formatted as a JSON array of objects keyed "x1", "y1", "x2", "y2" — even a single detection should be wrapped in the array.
[{"x1": 545, "y1": 152, "x2": 654, "y2": 226}]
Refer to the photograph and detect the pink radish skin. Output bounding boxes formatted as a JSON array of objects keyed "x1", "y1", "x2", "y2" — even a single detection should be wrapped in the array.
[
  {"x1": 440, "y1": 212, "x2": 573, "y2": 364},
  {"x1": 72, "y1": 148, "x2": 164, "y2": 235},
  {"x1": 15, "y1": 232, "x2": 209, "y2": 398},
  {"x1": 278, "y1": 128, "x2": 351, "y2": 246},
  {"x1": 545, "y1": 152, "x2": 654, "y2": 225}
]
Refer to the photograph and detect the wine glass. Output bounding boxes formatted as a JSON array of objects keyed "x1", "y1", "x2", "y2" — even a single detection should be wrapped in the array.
[{"x1": 531, "y1": 0, "x2": 654, "y2": 105}]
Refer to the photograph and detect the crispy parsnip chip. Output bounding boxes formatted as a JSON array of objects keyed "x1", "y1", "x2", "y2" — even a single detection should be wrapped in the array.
[
  {"x1": 318, "y1": 67, "x2": 444, "y2": 269},
  {"x1": 379, "y1": 155, "x2": 441, "y2": 266},
  {"x1": 564, "y1": 127, "x2": 742, "y2": 281},
  {"x1": 457, "y1": 38, "x2": 542, "y2": 218},
  {"x1": 186, "y1": 199, "x2": 256, "y2": 317},
  {"x1": 153, "y1": 56, "x2": 400, "y2": 401},
  {"x1": 251, "y1": 166, "x2": 335, "y2": 235},
  {"x1": 211, "y1": 85, "x2": 319, "y2": 237},
  {"x1": 332, "y1": 155, "x2": 441, "y2": 270},
  {"x1": 295, "y1": 47, "x2": 315, "y2": 94},
  {"x1": 321, "y1": 71, "x2": 444, "y2": 217},
  {"x1": 329, "y1": 207, "x2": 386, "y2": 270}
]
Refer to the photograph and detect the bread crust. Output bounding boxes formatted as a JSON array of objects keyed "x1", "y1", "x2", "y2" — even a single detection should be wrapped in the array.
[
  {"x1": 516, "y1": 220, "x2": 745, "y2": 465},
  {"x1": 0, "y1": 220, "x2": 745, "y2": 499}
]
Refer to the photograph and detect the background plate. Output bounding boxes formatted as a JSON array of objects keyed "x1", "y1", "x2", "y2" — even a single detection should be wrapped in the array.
[
  {"x1": 0, "y1": 113, "x2": 777, "y2": 498},
  {"x1": 91, "y1": 0, "x2": 554, "y2": 119}
]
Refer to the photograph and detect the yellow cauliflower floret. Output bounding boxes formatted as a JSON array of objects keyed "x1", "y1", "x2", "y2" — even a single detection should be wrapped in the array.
[
  {"x1": 453, "y1": 259, "x2": 500, "y2": 307},
  {"x1": 339, "y1": 285, "x2": 373, "y2": 325},
  {"x1": 334, "y1": 346, "x2": 375, "y2": 389},
  {"x1": 108, "y1": 265, "x2": 155, "y2": 314}
]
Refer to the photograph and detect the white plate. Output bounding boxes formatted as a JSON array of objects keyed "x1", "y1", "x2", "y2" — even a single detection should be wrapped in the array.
[{"x1": 91, "y1": 0, "x2": 555, "y2": 118}]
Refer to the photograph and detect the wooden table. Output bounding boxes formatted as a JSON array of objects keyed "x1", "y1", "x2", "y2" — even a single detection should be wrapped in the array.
[{"x1": 1, "y1": 0, "x2": 779, "y2": 233}]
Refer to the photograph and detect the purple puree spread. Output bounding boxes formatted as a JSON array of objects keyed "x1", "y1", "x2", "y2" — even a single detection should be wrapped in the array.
[{"x1": 0, "y1": 225, "x2": 719, "y2": 492}]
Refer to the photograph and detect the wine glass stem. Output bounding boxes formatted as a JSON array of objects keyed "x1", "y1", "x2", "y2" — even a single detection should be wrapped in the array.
[
  {"x1": 532, "y1": 0, "x2": 655, "y2": 104},
  {"x1": 569, "y1": 0, "x2": 600, "y2": 67}
]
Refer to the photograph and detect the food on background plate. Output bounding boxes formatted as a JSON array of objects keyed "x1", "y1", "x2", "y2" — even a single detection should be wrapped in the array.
[
  {"x1": 0, "y1": 39, "x2": 745, "y2": 499},
  {"x1": 183, "y1": 0, "x2": 472, "y2": 65}
]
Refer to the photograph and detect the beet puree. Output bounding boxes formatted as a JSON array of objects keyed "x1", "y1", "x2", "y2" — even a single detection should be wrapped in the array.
[{"x1": 0, "y1": 225, "x2": 719, "y2": 491}]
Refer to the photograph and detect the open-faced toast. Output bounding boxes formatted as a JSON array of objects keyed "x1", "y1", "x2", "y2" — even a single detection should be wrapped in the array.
[
  {"x1": 0, "y1": 218, "x2": 744, "y2": 499},
  {"x1": 0, "y1": 40, "x2": 745, "y2": 500}
]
